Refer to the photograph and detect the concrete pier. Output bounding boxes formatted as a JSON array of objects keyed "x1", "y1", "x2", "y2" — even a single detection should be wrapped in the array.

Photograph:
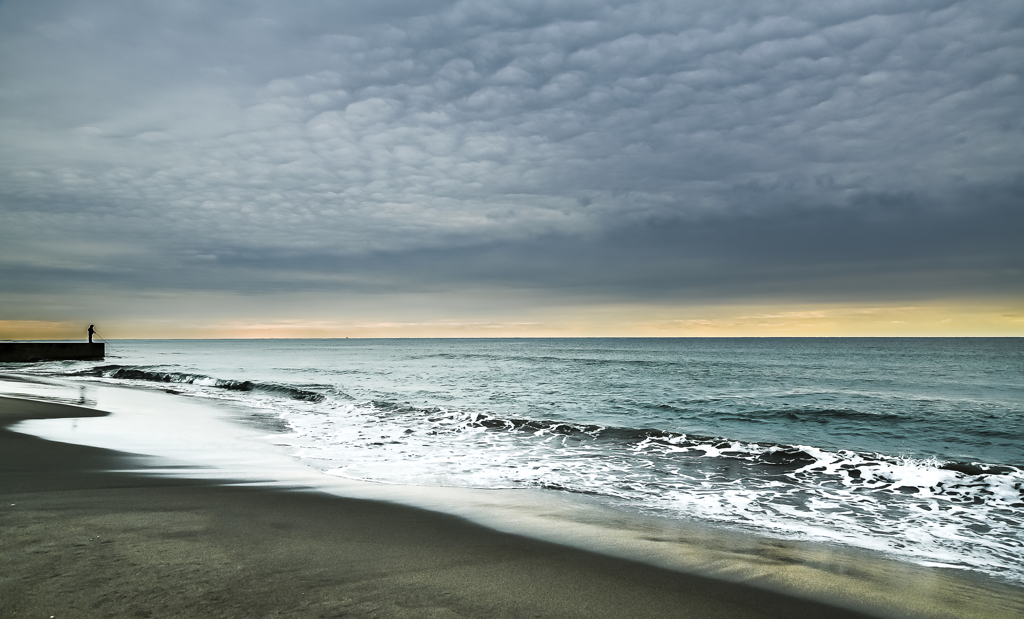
[{"x1": 0, "y1": 342, "x2": 104, "y2": 362}]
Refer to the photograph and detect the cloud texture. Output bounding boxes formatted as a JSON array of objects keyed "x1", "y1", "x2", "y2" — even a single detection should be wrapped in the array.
[{"x1": 1, "y1": 0, "x2": 1022, "y2": 324}]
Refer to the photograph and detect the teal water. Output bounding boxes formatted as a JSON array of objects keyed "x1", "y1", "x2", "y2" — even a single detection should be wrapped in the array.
[{"x1": 5, "y1": 337, "x2": 1023, "y2": 582}]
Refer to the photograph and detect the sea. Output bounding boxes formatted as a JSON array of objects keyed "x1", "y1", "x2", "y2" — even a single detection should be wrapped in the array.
[{"x1": 2, "y1": 337, "x2": 1022, "y2": 586}]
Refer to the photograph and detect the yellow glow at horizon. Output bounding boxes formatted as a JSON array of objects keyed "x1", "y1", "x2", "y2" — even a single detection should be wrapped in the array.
[{"x1": 3, "y1": 301, "x2": 1023, "y2": 339}]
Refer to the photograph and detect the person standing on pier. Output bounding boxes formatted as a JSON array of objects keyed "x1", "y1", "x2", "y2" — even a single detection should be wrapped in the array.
[{"x1": 88, "y1": 325, "x2": 95, "y2": 344}]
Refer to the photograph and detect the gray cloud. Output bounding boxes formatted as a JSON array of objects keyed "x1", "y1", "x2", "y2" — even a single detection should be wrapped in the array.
[{"x1": 1, "y1": 0, "x2": 1022, "y2": 317}]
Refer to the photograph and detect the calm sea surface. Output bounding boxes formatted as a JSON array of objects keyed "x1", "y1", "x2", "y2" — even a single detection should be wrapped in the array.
[{"x1": 4, "y1": 338, "x2": 1023, "y2": 582}]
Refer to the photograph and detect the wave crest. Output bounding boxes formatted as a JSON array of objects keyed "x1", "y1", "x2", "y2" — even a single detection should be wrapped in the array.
[{"x1": 74, "y1": 365, "x2": 326, "y2": 402}]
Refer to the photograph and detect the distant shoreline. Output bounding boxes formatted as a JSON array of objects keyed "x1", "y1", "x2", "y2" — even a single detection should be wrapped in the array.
[{"x1": 4, "y1": 335, "x2": 1023, "y2": 342}]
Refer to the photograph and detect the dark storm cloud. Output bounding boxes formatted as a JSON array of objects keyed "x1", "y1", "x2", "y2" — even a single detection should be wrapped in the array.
[{"x1": 1, "y1": 0, "x2": 1022, "y2": 306}]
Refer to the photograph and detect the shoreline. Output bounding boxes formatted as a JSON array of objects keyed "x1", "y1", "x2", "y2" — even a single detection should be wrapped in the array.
[
  {"x1": 2, "y1": 394, "x2": 1023, "y2": 618},
  {"x1": 1, "y1": 395, "x2": 881, "y2": 619}
]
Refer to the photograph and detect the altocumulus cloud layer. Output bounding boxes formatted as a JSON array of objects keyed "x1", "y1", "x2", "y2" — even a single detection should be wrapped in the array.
[{"x1": 1, "y1": 0, "x2": 1022, "y2": 316}]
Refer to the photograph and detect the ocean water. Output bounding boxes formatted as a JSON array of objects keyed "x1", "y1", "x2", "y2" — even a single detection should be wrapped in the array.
[{"x1": 3, "y1": 337, "x2": 1023, "y2": 584}]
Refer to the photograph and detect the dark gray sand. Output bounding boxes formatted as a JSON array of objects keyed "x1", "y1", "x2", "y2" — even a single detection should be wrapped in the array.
[{"x1": 0, "y1": 396, "x2": 1014, "y2": 619}]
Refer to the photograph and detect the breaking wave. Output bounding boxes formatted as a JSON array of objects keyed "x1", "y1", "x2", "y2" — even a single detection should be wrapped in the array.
[
  {"x1": 459, "y1": 410, "x2": 1024, "y2": 509},
  {"x1": 72, "y1": 365, "x2": 326, "y2": 402}
]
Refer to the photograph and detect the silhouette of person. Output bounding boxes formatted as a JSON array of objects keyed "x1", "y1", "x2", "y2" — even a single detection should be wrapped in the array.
[{"x1": 88, "y1": 324, "x2": 95, "y2": 344}]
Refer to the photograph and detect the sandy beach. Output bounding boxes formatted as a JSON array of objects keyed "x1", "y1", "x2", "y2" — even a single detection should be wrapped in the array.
[{"x1": 2, "y1": 394, "x2": 1022, "y2": 619}]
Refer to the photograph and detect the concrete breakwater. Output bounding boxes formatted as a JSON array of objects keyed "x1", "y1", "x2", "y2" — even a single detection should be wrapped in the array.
[{"x1": 0, "y1": 342, "x2": 104, "y2": 362}]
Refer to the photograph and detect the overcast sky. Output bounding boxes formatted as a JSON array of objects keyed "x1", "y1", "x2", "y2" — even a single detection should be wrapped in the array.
[{"x1": 1, "y1": 0, "x2": 1022, "y2": 337}]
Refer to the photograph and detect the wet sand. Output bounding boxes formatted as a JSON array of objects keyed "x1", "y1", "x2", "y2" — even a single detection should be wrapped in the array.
[{"x1": 0, "y1": 395, "x2": 1013, "y2": 619}]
